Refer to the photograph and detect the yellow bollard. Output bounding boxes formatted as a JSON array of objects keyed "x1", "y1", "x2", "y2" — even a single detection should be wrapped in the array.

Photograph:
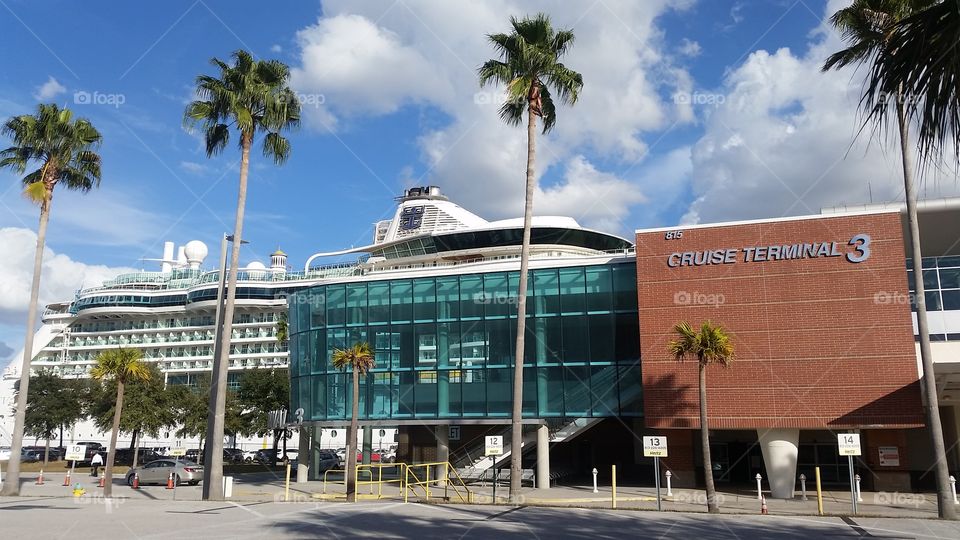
[
  {"x1": 404, "y1": 466, "x2": 409, "y2": 504},
  {"x1": 284, "y1": 462, "x2": 291, "y2": 502},
  {"x1": 426, "y1": 464, "x2": 431, "y2": 499},
  {"x1": 612, "y1": 465, "x2": 617, "y2": 509},
  {"x1": 815, "y1": 466, "x2": 824, "y2": 516}
]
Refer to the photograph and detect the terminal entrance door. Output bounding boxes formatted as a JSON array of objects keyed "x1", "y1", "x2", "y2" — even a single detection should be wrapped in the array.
[{"x1": 797, "y1": 442, "x2": 852, "y2": 485}]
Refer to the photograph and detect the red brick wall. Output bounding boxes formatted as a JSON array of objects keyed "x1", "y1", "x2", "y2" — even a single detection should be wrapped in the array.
[{"x1": 636, "y1": 212, "x2": 924, "y2": 430}]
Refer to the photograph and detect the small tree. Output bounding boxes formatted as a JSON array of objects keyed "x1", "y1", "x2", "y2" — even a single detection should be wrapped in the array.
[
  {"x1": 88, "y1": 363, "x2": 177, "y2": 468},
  {"x1": 21, "y1": 371, "x2": 86, "y2": 468},
  {"x1": 171, "y1": 375, "x2": 245, "y2": 461},
  {"x1": 669, "y1": 321, "x2": 734, "y2": 514},
  {"x1": 91, "y1": 348, "x2": 150, "y2": 497},
  {"x1": 237, "y1": 369, "x2": 290, "y2": 461},
  {"x1": 332, "y1": 342, "x2": 375, "y2": 502}
]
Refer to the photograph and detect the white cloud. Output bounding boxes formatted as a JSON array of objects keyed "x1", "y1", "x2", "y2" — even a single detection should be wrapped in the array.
[
  {"x1": 0, "y1": 341, "x2": 13, "y2": 361},
  {"x1": 270, "y1": 44, "x2": 283, "y2": 53},
  {"x1": 289, "y1": 0, "x2": 696, "y2": 229},
  {"x1": 681, "y1": 0, "x2": 960, "y2": 225},
  {"x1": 179, "y1": 161, "x2": 208, "y2": 175},
  {"x1": 33, "y1": 76, "x2": 66, "y2": 101},
  {"x1": 537, "y1": 156, "x2": 647, "y2": 233},
  {"x1": 0, "y1": 228, "x2": 136, "y2": 326},
  {"x1": 678, "y1": 38, "x2": 701, "y2": 57}
]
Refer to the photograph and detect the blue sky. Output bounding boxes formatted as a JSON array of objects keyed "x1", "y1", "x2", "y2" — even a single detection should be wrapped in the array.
[{"x1": 0, "y1": 0, "x2": 956, "y2": 358}]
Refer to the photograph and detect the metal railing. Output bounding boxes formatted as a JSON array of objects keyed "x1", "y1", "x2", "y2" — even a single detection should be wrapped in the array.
[
  {"x1": 404, "y1": 462, "x2": 472, "y2": 504},
  {"x1": 319, "y1": 461, "x2": 472, "y2": 504}
]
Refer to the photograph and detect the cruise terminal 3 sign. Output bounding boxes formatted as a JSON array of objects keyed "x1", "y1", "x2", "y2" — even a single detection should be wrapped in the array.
[{"x1": 665, "y1": 232, "x2": 871, "y2": 268}]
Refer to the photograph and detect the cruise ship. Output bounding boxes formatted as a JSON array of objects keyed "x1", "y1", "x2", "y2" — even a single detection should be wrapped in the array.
[{"x1": 0, "y1": 186, "x2": 633, "y2": 450}]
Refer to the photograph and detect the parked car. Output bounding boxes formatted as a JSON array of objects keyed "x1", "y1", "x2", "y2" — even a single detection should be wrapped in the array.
[
  {"x1": 104, "y1": 448, "x2": 161, "y2": 466},
  {"x1": 21, "y1": 450, "x2": 44, "y2": 462},
  {"x1": 72, "y1": 442, "x2": 105, "y2": 464},
  {"x1": 243, "y1": 449, "x2": 258, "y2": 463},
  {"x1": 316, "y1": 450, "x2": 341, "y2": 473},
  {"x1": 0, "y1": 447, "x2": 11, "y2": 461},
  {"x1": 253, "y1": 449, "x2": 298, "y2": 465},
  {"x1": 126, "y1": 459, "x2": 203, "y2": 486},
  {"x1": 223, "y1": 448, "x2": 245, "y2": 464},
  {"x1": 184, "y1": 448, "x2": 201, "y2": 462},
  {"x1": 21, "y1": 446, "x2": 61, "y2": 461}
]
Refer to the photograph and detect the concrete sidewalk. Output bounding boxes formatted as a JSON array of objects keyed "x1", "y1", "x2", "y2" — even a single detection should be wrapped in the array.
[{"x1": 4, "y1": 470, "x2": 953, "y2": 519}]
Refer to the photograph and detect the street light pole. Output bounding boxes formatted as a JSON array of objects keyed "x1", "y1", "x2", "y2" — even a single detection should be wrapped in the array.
[{"x1": 201, "y1": 234, "x2": 246, "y2": 500}]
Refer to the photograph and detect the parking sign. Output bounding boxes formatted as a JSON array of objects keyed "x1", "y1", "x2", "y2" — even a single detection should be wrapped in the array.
[
  {"x1": 65, "y1": 444, "x2": 85, "y2": 461},
  {"x1": 838, "y1": 433, "x2": 861, "y2": 456},
  {"x1": 485, "y1": 436, "x2": 503, "y2": 456},
  {"x1": 643, "y1": 436, "x2": 668, "y2": 457}
]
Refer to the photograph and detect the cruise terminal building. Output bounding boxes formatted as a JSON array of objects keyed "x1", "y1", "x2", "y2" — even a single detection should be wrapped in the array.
[{"x1": 280, "y1": 190, "x2": 960, "y2": 497}]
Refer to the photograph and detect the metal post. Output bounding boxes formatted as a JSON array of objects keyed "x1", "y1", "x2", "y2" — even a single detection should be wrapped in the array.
[
  {"x1": 492, "y1": 456, "x2": 497, "y2": 503},
  {"x1": 666, "y1": 470, "x2": 673, "y2": 497},
  {"x1": 592, "y1": 467, "x2": 598, "y2": 493},
  {"x1": 799, "y1": 473, "x2": 807, "y2": 501},
  {"x1": 951, "y1": 476, "x2": 958, "y2": 505},
  {"x1": 284, "y1": 462, "x2": 291, "y2": 502},
  {"x1": 848, "y1": 455, "x2": 858, "y2": 514},
  {"x1": 756, "y1": 473, "x2": 763, "y2": 500},
  {"x1": 854, "y1": 473, "x2": 863, "y2": 503},
  {"x1": 815, "y1": 467, "x2": 824, "y2": 515},
  {"x1": 611, "y1": 464, "x2": 617, "y2": 509},
  {"x1": 654, "y1": 456, "x2": 662, "y2": 512}
]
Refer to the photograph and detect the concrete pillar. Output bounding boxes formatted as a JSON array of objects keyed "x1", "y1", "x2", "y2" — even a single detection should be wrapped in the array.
[
  {"x1": 436, "y1": 425, "x2": 450, "y2": 484},
  {"x1": 296, "y1": 425, "x2": 310, "y2": 483},
  {"x1": 758, "y1": 428, "x2": 800, "y2": 499},
  {"x1": 362, "y1": 425, "x2": 373, "y2": 465},
  {"x1": 537, "y1": 424, "x2": 550, "y2": 489},
  {"x1": 310, "y1": 427, "x2": 322, "y2": 481}
]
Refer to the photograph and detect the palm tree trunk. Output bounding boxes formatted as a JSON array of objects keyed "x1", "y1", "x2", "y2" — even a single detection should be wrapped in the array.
[
  {"x1": 131, "y1": 429, "x2": 140, "y2": 470},
  {"x1": 509, "y1": 92, "x2": 537, "y2": 502},
  {"x1": 699, "y1": 363, "x2": 719, "y2": 513},
  {"x1": 204, "y1": 131, "x2": 252, "y2": 501},
  {"x1": 897, "y1": 89, "x2": 957, "y2": 520},
  {"x1": 104, "y1": 380, "x2": 125, "y2": 498},
  {"x1": 0, "y1": 193, "x2": 52, "y2": 497},
  {"x1": 346, "y1": 362, "x2": 359, "y2": 502}
]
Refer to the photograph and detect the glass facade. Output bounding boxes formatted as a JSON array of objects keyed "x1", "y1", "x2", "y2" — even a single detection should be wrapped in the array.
[
  {"x1": 288, "y1": 261, "x2": 642, "y2": 421},
  {"x1": 907, "y1": 256, "x2": 960, "y2": 341}
]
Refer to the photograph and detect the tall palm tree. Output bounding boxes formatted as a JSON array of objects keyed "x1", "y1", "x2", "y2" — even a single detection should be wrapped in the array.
[
  {"x1": 478, "y1": 13, "x2": 583, "y2": 501},
  {"x1": 0, "y1": 104, "x2": 102, "y2": 497},
  {"x1": 91, "y1": 348, "x2": 150, "y2": 498},
  {"x1": 823, "y1": 0, "x2": 957, "y2": 520},
  {"x1": 332, "y1": 342, "x2": 375, "y2": 502},
  {"x1": 184, "y1": 49, "x2": 300, "y2": 501},
  {"x1": 669, "y1": 321, "x2": 734, "y2": 514}
]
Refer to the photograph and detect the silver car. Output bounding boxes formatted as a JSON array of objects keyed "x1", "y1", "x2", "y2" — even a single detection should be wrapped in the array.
[{"x1": 126, "y1": 459, "x2": 203, "y2": 486}]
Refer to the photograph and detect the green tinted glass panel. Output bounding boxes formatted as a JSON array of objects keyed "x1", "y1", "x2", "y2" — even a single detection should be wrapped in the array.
[
  {"x1": 346, "y1": 284, "x2": 367, "y2": 326},
  {"x1": 413, "y1": 279, "x2": 436, "y2": 322},
  {"x1": 309, "y1": 290, "x2": 325, "y2": 328},
  {"x1": 312, "y1": 330, "x2": 326, "y2": 373},
  {"x1": 533, "y1": 269, "x2": 560, "y2": 316},
  {"x1": 614, "y1": 313, "x2": 640, "y2": 363},
  {"x1": 591, "y1": 365, "x2": 620, "y2": 416},
  {"x1": 460, "y1": 276, "x2": 483, "y2": 319},
  {"x1": 326, "y1": 285, "x2": 346, "y2": 327},
  {"x1": 559, "y1": 268, "x2": 586, "y2": 314},
  {"x1": 415, "y1": 323, "x2": 437, "y2": 368},
  {"x1": 617, "y1": 364, "x2": 643, "y2": 416},
  {"x1": 589, "y1": 314, "x2": 615, "y2": 363},
  {"x1": 527, "y1": 317, "x2": 561, "y2": 366},
  {"x1": 415, "y1": 371, "x2": 438, "y2": 416},
  {"x1": 461, "y1": 369, "x2": 485, "y2": 416},
  {"x1": 562, "y1": 316, "x2": 589, "y2": 364},
  {"x1": 486, "y1": 368, "x2": 511, "y2": 416},
  {"x1": 395, "y1": 371, "x2": 415, "y2": 417},
  {"x1": 460, "y1": 320, "x2": 486, "y2": 367},
  {"x1": 537, "y1": 366, "x2": 564, "y2": 416},
  {"x1": 327, "y1": 373, "x2": 347, "y2": 419},
  {"x1": 612, "y1": 264, "x2": 637, "y2": 311},
  {"x1": 437, "y1": 276, "x2": 459, "y2": 321},
  {"x1": 940, "y1": 268, "x2": 960, "y2": 289},
  {"x1": 564, "y1": 366, "x2": 590, "y2": 415},
  {"x1": 368, "y1": 282, "x2": 390, "y2": 325},
  {"x1": 522, "y1": 367, "x2": 537, "y2": 416},
  {"x1": 585, "y1": 267, "x2": 612, "y2": 313},
  {"x1": 312, "y1": 374, "x2": 326, "y2": 420},
  {"x1": 483, "y1": 273, "x2": 510, "y2": 319},
  {"x1": 391, "y1": 281, "x2": 413, "y2": 323},
  {"x1": 439, "y1": 369, "x2": 460, "y2": 416},
  {"x1": 370, "y1": 373, "x2": 391, "y2": 419},
  {"x1": 486, "y1": 318, "x2": 512, "y2": 367}
]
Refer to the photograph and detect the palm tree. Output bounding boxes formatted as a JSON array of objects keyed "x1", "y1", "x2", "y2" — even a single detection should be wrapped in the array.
[
  {"x1": 0, "y1": 104, "x2": 102, "y2": 497},
  {"x1": 669, "y1": 321, "x2": 734, "y2": 514},
  {"x1": 331, "y1": 342, "x2": 375, "y2": 502},
  {"x1": 478, "y1": 13, "x2": 583, "y2": 501},
  {"x1": 823, "y1": 0, "x2": 957, "y2": 520},
  {"x1": 91, "y1": 348, "x2": 150, "y2": 498},
  {"x1": 184, "y1": 49, "x2": 300, "y2": 501}
]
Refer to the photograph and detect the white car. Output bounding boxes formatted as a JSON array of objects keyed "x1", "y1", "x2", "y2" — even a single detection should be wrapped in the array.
[
  {"x1": 243, "y1": 450, "x2": 258, "y2": 463},
  {"x1": 0, "y1": 447, "x2": 11, "y2": 461}
]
